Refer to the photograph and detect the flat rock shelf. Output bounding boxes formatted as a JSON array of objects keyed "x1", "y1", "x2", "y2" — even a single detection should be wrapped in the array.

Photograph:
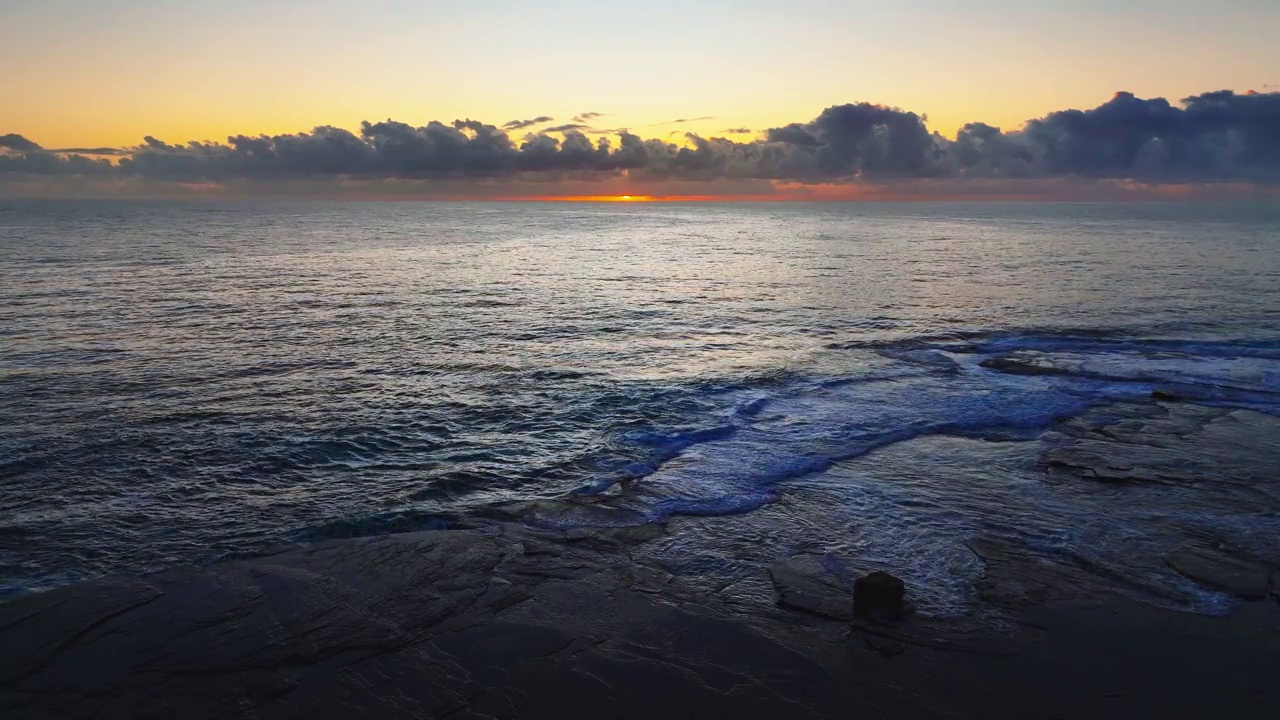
[{"x1": 3, "y1": 399, "x2": 1280, "y2": 719}]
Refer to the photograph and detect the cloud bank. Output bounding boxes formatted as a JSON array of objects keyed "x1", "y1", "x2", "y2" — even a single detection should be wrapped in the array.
[{"x1": 3, "y1": 90, "x2": 1279, "y2": 195}]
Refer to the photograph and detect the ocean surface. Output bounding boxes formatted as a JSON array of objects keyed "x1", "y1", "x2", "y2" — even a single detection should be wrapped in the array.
[{"x1": 2, "y1": 200, "x2": 1279, "y2": 614}]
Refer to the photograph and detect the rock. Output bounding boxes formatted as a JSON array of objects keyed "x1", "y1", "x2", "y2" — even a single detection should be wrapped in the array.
[
  {"x1": 966, "y1": 536, "x2": 1190, "y2": 609},
  {"x1": 473, "y1": 577, "x2": 521, "y2": 611},
  {"x1": 563, "y1": 523, "x2": 666, "y2": 547},
  {"x1": 1150, "y1": 389, "x2": 1183, "y2": 402},
  {"x1": 0, "y1": 524, "x2": 854, "y2": 720},
  {"x1": 1166, "y1": 546, "x2": 1272, "y2": 600},
  {"x1": 628, "y1": 564, "x2": 673, "y2": 593},
  {"x1": 1040, "y1": 403, "x2": 1280, "y2": 488},
  {"x1": 979, "y1": 357, "x2": 1071, "y2": 376},
  {"x1": 769, "y1": 556, "x2": 853, "y2": 621},
  {"x1": 853, "y1": 571, "x2": 905, "y2": 622}
]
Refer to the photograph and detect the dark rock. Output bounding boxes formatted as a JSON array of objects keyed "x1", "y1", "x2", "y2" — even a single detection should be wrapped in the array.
[
  {"x1": 628, "y1": 564, "x2": 673, "y2": 593},
  {"x1": 1040, "y1": 403, "x2": 1280, "y2": 488},
  {"x1": 0, "y1": 525, "x2": 855, "y2": 720},
  {"x1": 979, "y1": 357, "x2": 1071, "y2": 376},
  {"x1": 5, "y1": 518, "x2": 1280, "y2": 718},
  {"x1": 853, "y1": 571, "x2": 905, "y2": 622},
  {"x1": 1150, "y1": 389, "x2": 1183, "y2": 402},
  {"x1": 1166, "y1": 546, "x2": 1273, "y2": 600}
]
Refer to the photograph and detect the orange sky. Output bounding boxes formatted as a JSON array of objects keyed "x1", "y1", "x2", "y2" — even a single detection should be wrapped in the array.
[{"x1": 3, "y1": 1, "x2": 1277, "y2": 150}]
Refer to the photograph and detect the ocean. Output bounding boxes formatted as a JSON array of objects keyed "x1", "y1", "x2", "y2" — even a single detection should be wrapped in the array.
[{"x1": 2, "y1": 200, "x2": 1279, "y2": 614}]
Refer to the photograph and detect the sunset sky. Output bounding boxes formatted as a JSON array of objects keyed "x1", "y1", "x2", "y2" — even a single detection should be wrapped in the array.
[{"x1": 3, "y1": 0, "x2": 1279, "y2": 198}]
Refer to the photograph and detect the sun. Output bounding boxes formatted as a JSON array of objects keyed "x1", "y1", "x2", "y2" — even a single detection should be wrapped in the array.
[{"x1": 525, "y1": 194, "x2": 658, "y2": 202}]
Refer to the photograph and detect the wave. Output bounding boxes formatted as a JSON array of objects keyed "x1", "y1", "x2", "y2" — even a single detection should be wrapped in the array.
[
  {"x1": 266, "y1": 330, "x2": 1280, "y2": 620},
  {"x1": 535, "y1": 331, "x2": 1280, "y2": 527}
]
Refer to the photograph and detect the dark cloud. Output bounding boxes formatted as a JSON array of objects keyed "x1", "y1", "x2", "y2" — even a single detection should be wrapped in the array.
[
  {"x1": 573, "y1": 112, "x2": 606, "y2": 123},
  {"x1": 979, "y1": 90, "x2": 1280, "y2": 181},
  {"x1": 0, "y1": 133, "x2": 115, "y2": 175},
  {"x1": 1, "y1": 134, "x2": 42, "y2": 151},
  {"x1": 651, "y1": 116, "x2": 715, "y2": 127},
  {"x1": 764, "y1": 123, "x2": 818, "y2": 147},
  {"x1": 946, "y1": 123, "x2": 1034, "y2": 177},
  {"x1": 0, "y1": 134, "x2": 124, "y2": 156},
  {"x1": 109, "y1": 120, "x2": 650, "y2": 181},
  {"x1": 501, "y1": 116, "x2": 554, "y2": 131},
  {"x1": 0, "y1": 151, "x2": 113, "y2": 175},
  {"x1": 542, "y1": 124, "x2": 591, "y2": 134},
  {"x1": 143, "y1": 136, "x2": 177, "y2": 150},
  {"x1": 722, "y1": 128, "x2": 753, "y2": 135},
  {"x1": 49, "y1": 147, "x2": 129, "y2": 156},
  {"x1": 750, "y1": 103, "x2": 941, "y2": 179},
  {"x1": 5, "y1": 90, "x2": 1279, "y2": 187}
]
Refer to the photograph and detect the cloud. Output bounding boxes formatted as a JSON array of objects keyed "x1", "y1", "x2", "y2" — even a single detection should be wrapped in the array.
[
  {"x1": 5, "y1": 90, "x2": 1279, "y2": 191},
  {"x1": 0, "y1": 151, "x2": 114, "y2": 175},
  {"x1": 542, "y1": 124, "x2": 591, "y2": 133},
  {"x1": 573, "y1": 112, "x2": 606, "y2": 122},
  {"x1": 766, "y1": 103, "x2": 937, "y2": 177},
  {"x1": 143, "y1": 135, "x2": 178, "y2": 150},
  {"x1": 722, "y1": 128, "x2": 753, "y2": 135},
  {"x1": 650, "y1": 116, "x2": 715, "y2": 127},
  {"x1": 954, "y1": 90, "x2": 1280, "y2": 182},
  {"x1": 49, "y1": 147, "x2": 129, "y2": 156},
  {"x1": 501, "y1": 116, "x2": 554, "y2": 131},
  {"x1": 1, "y1": 136, "x2": 130, "y2": 157},
  {"x1": 1, "y1": 134, "x2": 42, "y2": 151}
]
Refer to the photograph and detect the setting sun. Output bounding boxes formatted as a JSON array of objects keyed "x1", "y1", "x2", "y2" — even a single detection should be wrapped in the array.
[{"x1": 525, "y1": 195, "x2": 659, "y2": 202}]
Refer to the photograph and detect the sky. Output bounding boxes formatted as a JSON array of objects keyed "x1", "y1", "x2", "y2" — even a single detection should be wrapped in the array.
[{"x1": 2, "y1": 0, "x2": 1279, "y2": 199}]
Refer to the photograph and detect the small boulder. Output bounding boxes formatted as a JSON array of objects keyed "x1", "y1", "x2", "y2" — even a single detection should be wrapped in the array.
[{"x1": 853, "y1": 571, "x2": 905, "y2": 622}]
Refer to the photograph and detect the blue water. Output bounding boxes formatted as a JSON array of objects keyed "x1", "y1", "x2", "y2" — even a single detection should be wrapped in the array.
[{"x1": 2, "y1": 200, "x2": 1279, "y2": 613}]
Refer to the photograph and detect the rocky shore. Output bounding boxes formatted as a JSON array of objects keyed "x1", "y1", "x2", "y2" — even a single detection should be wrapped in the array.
[{"x1": 3, "y1": 399, "x2": 1279, "y2": 719}]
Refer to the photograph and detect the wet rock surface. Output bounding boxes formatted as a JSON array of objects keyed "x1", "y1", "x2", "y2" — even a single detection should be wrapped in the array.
[
  {"x1": 3, "y1": 517, "x2": 1278, "y2": 720},
  {"x1": 979, "y1": 355, "x2": 1074, "y2": 376},
  {"x1": 0, "y1": 525, "x2": 854, "y2": 720},
  {"x1": 1042, "y1": 402, "x2": 1280, "y2": 487},
  {"x1": 4, "y1": 399, "x2": 1280, "y2": 719},
  {"x1": 1166, "y1": 545, "x2": 1275, "y2": 600},
  {"x1": 768, "y1": 555, "x2": 853, "y2": 621}
]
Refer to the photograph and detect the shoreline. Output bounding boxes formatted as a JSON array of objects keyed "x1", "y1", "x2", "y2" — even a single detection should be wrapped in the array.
[
  {"x1": 4, "y1": 398, "x2": 1280, "y2": 718},
  {"x1": 2, "y1": 516, "x2": 1278, "y2": 719}
]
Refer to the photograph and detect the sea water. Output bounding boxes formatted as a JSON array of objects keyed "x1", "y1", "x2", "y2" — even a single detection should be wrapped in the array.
[{"x1": 2, "y1": 200, "x2": 1278, "y2": 612}]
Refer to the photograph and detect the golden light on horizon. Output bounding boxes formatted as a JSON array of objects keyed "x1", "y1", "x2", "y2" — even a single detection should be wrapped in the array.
[{"x1": 529, "y1": 195, "x2": 659, "y2": 202}]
